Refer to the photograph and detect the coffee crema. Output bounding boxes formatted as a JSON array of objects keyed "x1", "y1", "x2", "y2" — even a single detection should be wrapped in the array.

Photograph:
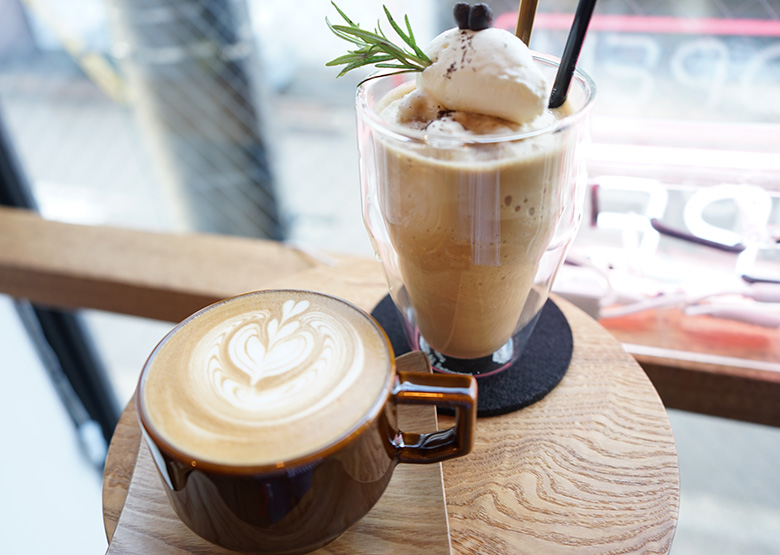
[{"x1": 141, "y1": 290, "x2": 392, "y2": 466}]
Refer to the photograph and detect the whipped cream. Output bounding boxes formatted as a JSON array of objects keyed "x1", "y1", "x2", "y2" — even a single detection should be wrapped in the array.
[{"x1": 418, "y1": 27, "x2": 548, "y2": 125}]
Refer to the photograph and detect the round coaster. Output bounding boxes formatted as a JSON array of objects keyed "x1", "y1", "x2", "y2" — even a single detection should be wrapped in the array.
[{"x1": 371, "y1": 295, "x2": 573, "y2": 417}]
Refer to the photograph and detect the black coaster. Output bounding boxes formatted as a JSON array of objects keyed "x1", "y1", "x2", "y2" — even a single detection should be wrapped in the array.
[{"x1": 371, "y1": 295, "x2": 573, "y2": 417}]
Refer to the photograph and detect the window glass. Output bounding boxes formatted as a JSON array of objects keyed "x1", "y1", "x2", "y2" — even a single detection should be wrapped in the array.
[{"x1": 1, "y1": 0, "x2": 778, "y2": 391}]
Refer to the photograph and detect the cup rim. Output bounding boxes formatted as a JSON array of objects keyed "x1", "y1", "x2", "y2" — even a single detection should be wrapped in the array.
[
  {"x1": 356, "y1": 52, "x2": 596, "y2": 145},
  {"x1": 136, "y1": 289, "x2": 396, "y2": 475}
]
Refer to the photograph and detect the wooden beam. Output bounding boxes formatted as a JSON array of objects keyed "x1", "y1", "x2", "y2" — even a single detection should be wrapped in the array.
[
  {"x1": 601, "y1": 307, "x2": 780, "y2": 427},
  {"x1": 1, "y1": 206, "x2": 778, "y2": 426},
  {"x1": 637, "y1": 355, "x2": 780, "y2": 427},
  {"x1": 0, "y1": 207, "x2": 316, "y2": 322}
]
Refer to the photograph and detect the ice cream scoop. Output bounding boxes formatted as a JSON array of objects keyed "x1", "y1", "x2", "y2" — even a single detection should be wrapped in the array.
[{"x1": 418, "y1": 27, "x2": 549, "y2": 125}]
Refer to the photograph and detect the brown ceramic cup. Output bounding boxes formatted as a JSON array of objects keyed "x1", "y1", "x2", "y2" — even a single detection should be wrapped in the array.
[{"x1": 136, "y1": 289, "x2": 477, "y2": 554}]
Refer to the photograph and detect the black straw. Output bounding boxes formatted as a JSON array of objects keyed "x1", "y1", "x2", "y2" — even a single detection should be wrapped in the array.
[{"x1": 548, "y1": 0, "x2": 597, "y2": 109}]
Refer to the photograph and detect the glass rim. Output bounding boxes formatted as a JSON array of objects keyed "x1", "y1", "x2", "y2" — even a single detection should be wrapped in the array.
[{"x1": 356, "y1": 52, "x2": 596, "y2": 145}]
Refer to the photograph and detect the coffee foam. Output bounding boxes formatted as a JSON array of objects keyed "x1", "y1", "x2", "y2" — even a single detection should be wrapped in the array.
[{"x1": 141, "y1": 291, "x2": 392, "y2": 466}]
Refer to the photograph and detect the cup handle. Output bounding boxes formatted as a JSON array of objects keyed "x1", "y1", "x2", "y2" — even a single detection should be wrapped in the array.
[{"x1": 391, "y1": 351, "x2": 477, "y2": 464}]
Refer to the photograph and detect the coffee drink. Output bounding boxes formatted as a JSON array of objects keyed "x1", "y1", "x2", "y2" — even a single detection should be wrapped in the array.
[
  {"x1": 141, "y1": 289, "x2": 392, "y2": 465},
  {"x1": 375, "y1": 85, "x2": 572, "y2": 358},
  {"x1": 137, "y1": 289, "x2": 477, "y2": 554},
  {"x1": 358, "y1": 58, "x2": 593, "y2": 372}
]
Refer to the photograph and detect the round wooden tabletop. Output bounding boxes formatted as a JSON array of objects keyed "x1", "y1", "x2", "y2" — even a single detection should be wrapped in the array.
[{"x1": 102, "y1": 289, "x2": 679, "y2": 554}]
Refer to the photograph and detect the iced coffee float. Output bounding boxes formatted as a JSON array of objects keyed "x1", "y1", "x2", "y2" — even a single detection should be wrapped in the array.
[{"x1": 330, "y1": 3, "x2": 588, "y2": 363}]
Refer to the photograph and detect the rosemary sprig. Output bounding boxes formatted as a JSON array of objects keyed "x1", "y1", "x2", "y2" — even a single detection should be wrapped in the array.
[{"x1": 326, "y1": 2, "x2": 431, "y2": 82}]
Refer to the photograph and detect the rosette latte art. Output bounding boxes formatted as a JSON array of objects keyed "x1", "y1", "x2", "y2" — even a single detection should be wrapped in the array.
[
  {"x1": 195, "y1": 299, "x2": 362, "y2": 423},
  {"x1": 142, "y1": 291, "x2": 391, "y2": 466}
]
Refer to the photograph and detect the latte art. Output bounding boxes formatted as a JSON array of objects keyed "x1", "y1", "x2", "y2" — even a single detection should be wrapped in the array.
[
  {"x1": 195, "y1": 299, "x2": 364, "y2": 422},
  {"x1": 226, "y1": 299, "x2": 315, "y2": 386},
  {"x1": 142, "y1": 291, "x2": 391, "y2": 466}
]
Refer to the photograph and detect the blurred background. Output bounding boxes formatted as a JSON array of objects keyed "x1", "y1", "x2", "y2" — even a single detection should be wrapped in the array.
[{"x1": 0, "y1": 0, "x2": 778, "y2": 553}]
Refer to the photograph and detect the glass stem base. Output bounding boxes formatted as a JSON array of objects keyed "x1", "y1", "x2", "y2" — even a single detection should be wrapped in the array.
[{"x1": 405, "y1": 312, "x2": 543, "y2": 378}]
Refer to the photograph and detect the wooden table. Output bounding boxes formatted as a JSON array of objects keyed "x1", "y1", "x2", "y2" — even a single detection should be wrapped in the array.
[
  {"x1": 103, "y1": 301, "x2": 680, "y2": 554},
  {"x1": 0, "y1": 208, "x2": 680, "y2": 553}
]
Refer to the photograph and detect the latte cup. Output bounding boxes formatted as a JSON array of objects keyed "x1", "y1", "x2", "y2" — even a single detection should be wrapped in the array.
[{"x1": 136, "y1": 289, "x2": 477, "y2": 554}]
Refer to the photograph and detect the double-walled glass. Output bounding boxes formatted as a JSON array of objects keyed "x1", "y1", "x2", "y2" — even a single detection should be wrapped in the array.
[{"x1": 357, "y1": 55, "x2": 595, "y2": 376}]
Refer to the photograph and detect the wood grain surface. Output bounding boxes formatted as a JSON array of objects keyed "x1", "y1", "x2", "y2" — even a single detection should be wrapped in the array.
[
  {"x1": 102, "y1": 302, "x2": 679, "y2": 554},
  {"x1": 440, "y1": 303, "x2": 679, "y2": 554}
]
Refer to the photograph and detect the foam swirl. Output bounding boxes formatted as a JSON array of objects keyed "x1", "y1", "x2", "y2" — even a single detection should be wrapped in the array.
[
  {"x1": 191, "y1": 299, "x2": 365, "y2": 429},
  {"x1": 143, "y1": 291, "x2": 391, "y2": 465}
]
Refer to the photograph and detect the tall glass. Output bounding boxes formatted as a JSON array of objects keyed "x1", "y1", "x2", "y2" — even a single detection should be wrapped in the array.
[{"x1": 357, "y1": 55, "x2": 595, "y2": 376}]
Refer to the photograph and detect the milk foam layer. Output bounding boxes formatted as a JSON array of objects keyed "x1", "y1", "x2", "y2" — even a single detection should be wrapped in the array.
[{"x1": 142, "y1": 291, "x2": 391, "y2": 466}]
